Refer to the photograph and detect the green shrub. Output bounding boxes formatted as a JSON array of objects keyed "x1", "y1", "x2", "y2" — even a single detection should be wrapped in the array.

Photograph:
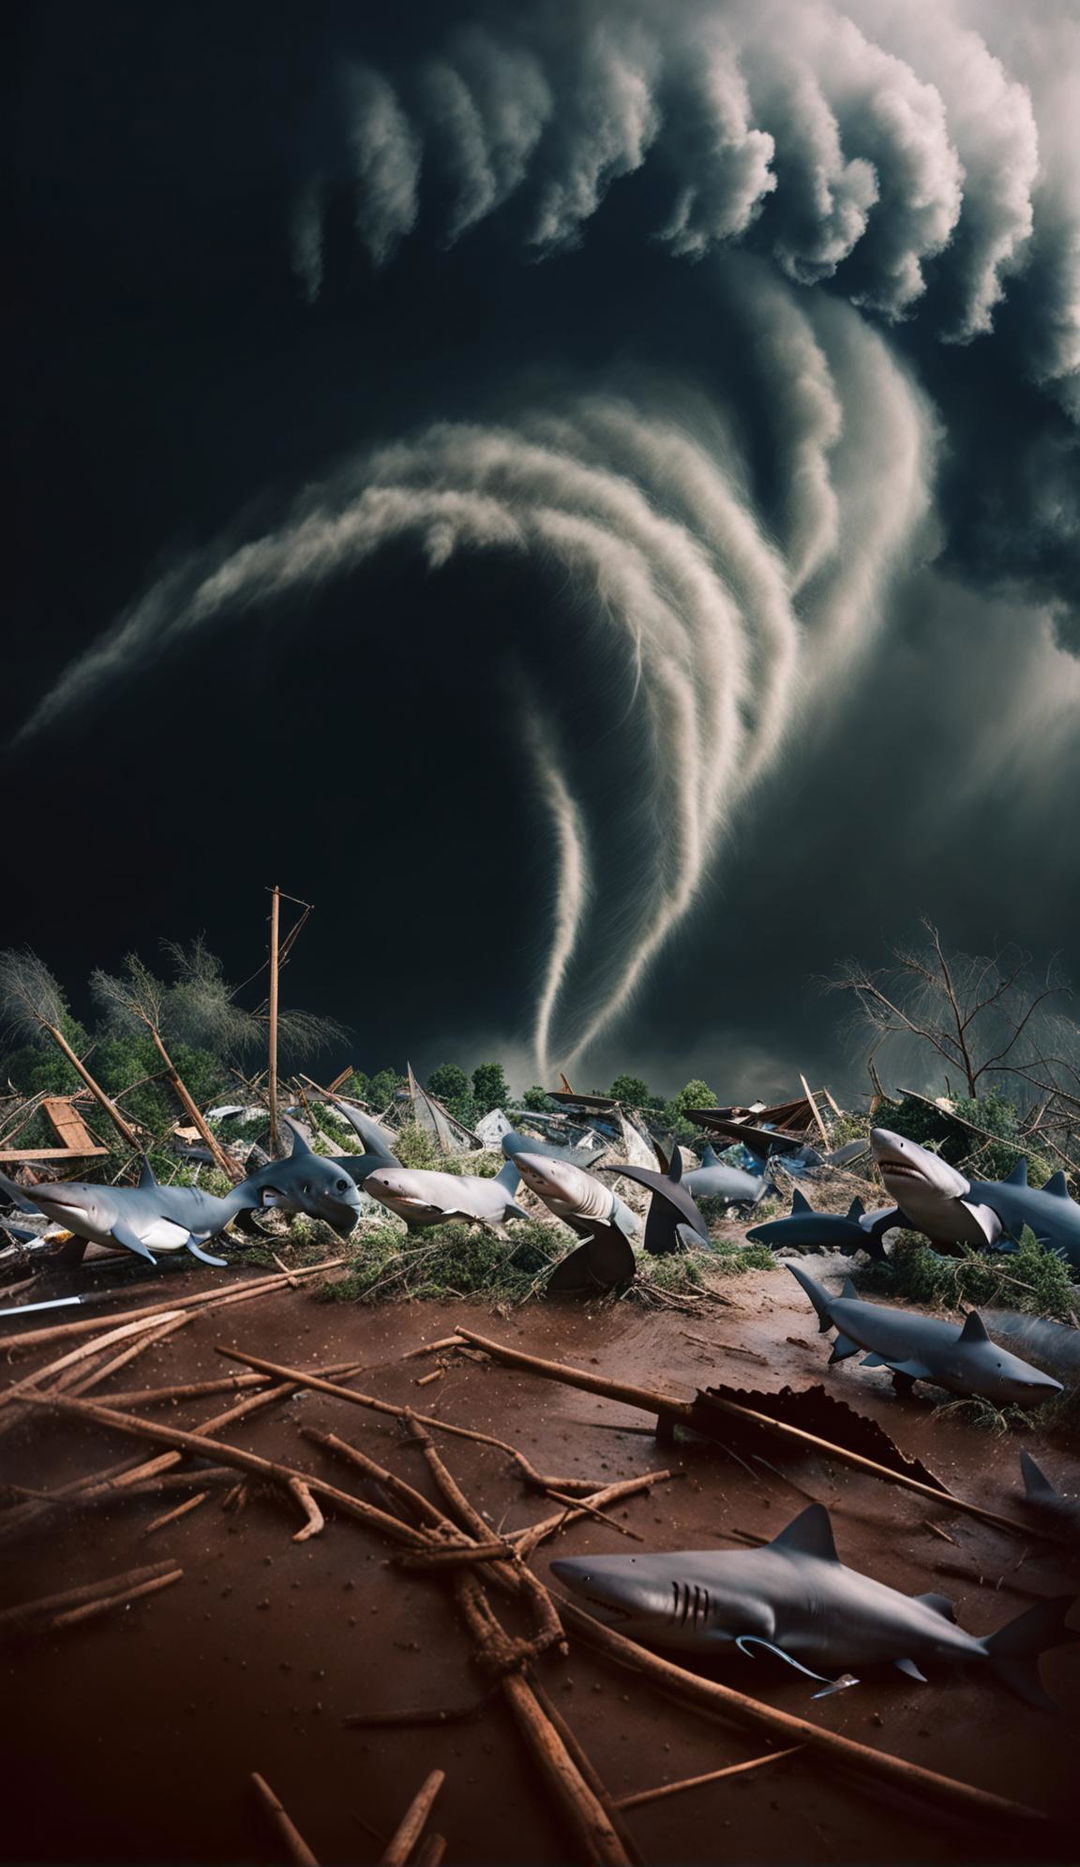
[{"x1": 860, "y1": 1226, "x2": 1077, "y2": 1322}]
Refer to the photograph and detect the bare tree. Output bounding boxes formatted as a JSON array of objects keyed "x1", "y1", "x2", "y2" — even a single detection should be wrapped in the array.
[
  {"x1": 828, "y1": 919, "x2": 1079, "y2": 1103},
  {"x1": 0, "y1": 949, "x2": 141, "y2": 1150}
]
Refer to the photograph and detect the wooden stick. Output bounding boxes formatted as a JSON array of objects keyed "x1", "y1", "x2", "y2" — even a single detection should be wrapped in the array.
[
  {"x1": 102, "y1": 1371, "x2": 271, "y2": 1408},
  {"x1": 528, "y1": 1677, "x2": 644, "y2": 1867},
  {"x1": 499, "y1": 1673, "x2": 633, "y2": 1867},
  {"x1": 378, "y1": 1769, "x2": 445, "y2": 1867},
  {"x1": 613, "y1": 1746, "x2": 801, "y2": 1811},
  {"x1": 60, "y1": 1313, "x2": 193, "y2": 1397},
  {"x1": 509, "y1": 1472, "x2": 674, "y2": 1560},
  {"x1": 141, "y1": 1491, "x2": 210, "y2": 1538},
  {"x1": 411, "y1": 1835, "x2": 446, "y2": 1867},
  {"x1": 393, "y1": 1542, "x2": 516, "y2": 1570},
  {"x1": 38, "y1": 1020, "x2": 141, "y2": 1152},
  {"x1": 251, "y1": 1772, "x2": 319, "y2": 1867},
  {"x1": 344, "y1": 1698, "x2": 494, "y2": 1730},
  {"x1": 555, "y1": 1596, "x2": 1048, "y2": 1830},
  {"x1": 0, "y1": 1258, "x2": 345, "y2": 1356},
  {"x1": 0, "y1": 1559, "x2": 181, "y2": 1633},
  {"x1": 0, "y1": 1311, "x2": 185, "y2": 1425},
  {"x1": 454, "y1": 1330, "x2": 1051, "y2": 1543},
  {"x1": 216, "y1": 1345, "x2": 607, "y2": 1493},
  {"x1": 48, "y1": 1567, "x2": 183, "y2": 1630},
  {"x1": 14, "y1": 1393, "x2": 438, "y2": 1551},
  {"x1": 268, "y1": 885, "x2": 281, "y2": 1156},
  {"x1": 286, "y1": 1478, "x2": 325, "y2": 1543}
]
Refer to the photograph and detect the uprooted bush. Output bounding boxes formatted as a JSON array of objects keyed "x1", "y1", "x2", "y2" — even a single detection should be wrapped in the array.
[{"x1": 860, "y1": 1226, "x2": 1078, "y2": 1323}]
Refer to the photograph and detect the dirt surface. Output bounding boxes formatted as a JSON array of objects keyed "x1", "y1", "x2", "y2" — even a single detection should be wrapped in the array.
[{"x1": 1, "y1": 1261, "x2": 1077, "y2": 1865}]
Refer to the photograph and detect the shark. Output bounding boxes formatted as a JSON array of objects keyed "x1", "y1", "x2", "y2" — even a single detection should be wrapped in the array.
[
  {"x1": 656, "y1": 1142, "x2": 769, "y2": 1210},
  {"x1": 1018, "y1": 1451, "x2": 1080, "y2": 1541},
  {"x1": 319, "y1": 1099, "x2": 402, "y2": 1181},
  {"x1": 238, "y1": 1118, "x2": 367, "y2": 1236},
  {"x1": 362, "y1": 1158, "x2": 528, "y2": 1235},
  {"x1": 746, "y1": 1189, "x2": 886, "y2": 1255},
  {"x1": 870, "y1": 1128, "x2": 1080, "y2": 1269},
  {"x1": 513, "y1": 1152, "x2": 638, "y2": 1242},
  {"x1": 550, "y1": 1501, "x2": 1078, "y2": 1707},
  {"x1": 0, "y1": 1159, "x2": 258, "y2": 1266},
  {"x1": 788, "y1": 1264, "x2": 1063, "y2": 1406},
  {"x1": 600, "y1": 1147, "x2": 711, "y2": 1256}
]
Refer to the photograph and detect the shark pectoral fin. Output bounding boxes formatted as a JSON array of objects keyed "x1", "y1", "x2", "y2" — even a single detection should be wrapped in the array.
[
  {"x1": 110, "y1": 1219, "x2": 156, "y2": 1264},
  {"x1": 914, "y1": 1593, "x2": 957, "y2": 1622},
  {"x1": 886, "y1": 1357, "x2": 933, "y2": 1381},
  {"x1": 860, "y1": 1352, "x2": 885, "y2": 1367},
  {"x1": 828, "y1": 1333, "x2": 861, "y2": 1363},
  {"x1": 894, "y1": 1658, "x2": 928, "y2": 1683},
  {"x1": 185, "y1": 1236, "x2": 228, "y2": 1267},
  {"x1": 504, "y1": 1202, "x2": 531, "y2": 1222},
  {"x1": 235, "y1": 1208, "x2": 274, "y2": 1239}
]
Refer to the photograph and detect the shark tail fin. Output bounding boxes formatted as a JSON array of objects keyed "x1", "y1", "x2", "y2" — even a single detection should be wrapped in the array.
[
  {"x1": 494, "y1": 1159, "x2": 521, "y2": 1194},
  {"x1": 1019, "y1": 1448, "x2": 1060, "y2": 1504},
  {"x1": 786, "y1": 1263, "x2": 834, "y2": 1333},
  {"x1": 984, "y1": 1596, "x2": 1080, "y2": 1712}
]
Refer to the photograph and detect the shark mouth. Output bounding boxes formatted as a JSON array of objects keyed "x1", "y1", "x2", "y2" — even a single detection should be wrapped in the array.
[{"x1": 876, "y1": 1159, "x2": 928, "y2": 1182}]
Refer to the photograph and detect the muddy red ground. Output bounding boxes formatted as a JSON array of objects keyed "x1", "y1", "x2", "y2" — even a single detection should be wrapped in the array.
[{"x1": 1, "y1": 1265, "x2": 1077, "y2": 1865}]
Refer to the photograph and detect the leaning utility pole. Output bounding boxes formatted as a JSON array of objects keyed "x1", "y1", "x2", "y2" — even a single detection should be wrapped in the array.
[{"x1": 268, "y1": 885, "x2": 281, "y2": 1156}]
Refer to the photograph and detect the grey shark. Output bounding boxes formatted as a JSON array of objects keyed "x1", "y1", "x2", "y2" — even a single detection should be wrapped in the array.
[
  {"x1": 1018, "y1": 1451, "x2": 1080, "y2": 1541},
  {"x1": 513, "y1": 1152, "x2": 638, "y2": 1241},
  {"x1": 871, "y1": 1128, "x2": 1080, "y2": 1269},
  {"x1": 0, "y1": 1159, "x2": 257, "y2": 1266},
  {"x1": 747, "y1": 1189, "x2": 881, "y2": 1255},
  {"x1": 320, "y1": 1098, "x2": 402, "y2": 1182},
  {"x1": 551, "y1": 1501, "x2": 1078, "y2": 1707},
  {"x1": 239, "y1": 1119, "x2": 366, "y2": 1236},
  {"x1": 789, "y1": 1264, "x2": 1062, "y2": 1406},
  {"x1": 670, "y1": 1143, "x2": 769, "y2": 1209},
  {"x1": 601, "y1": 1147, "x2": 711, "y2": 1256},
  {"x1": 363, "y1": 1158, "x2": 528, "y2": 1234}
]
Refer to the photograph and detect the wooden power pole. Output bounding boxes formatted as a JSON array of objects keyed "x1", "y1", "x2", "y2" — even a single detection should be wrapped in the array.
[{"x1": 268, "y1": 885, "x2": 281, "y2": 1156}]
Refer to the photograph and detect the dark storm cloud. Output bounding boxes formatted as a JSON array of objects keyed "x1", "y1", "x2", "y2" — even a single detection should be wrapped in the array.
[{"x1": 6, "y1": 0, "x2": 1080, "y2": 1093}]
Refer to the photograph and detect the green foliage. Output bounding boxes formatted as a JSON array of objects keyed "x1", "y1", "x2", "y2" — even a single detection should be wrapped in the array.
[
  {"x1": 860, "y1": 1226, "x2": 1078, "y2": 1323},
  {"x1": 341, "y1": 1068, "x2": 401, "y2": 1114},
  {"x1": 640, "y1": 1237, "x2": 775, "y2": 1296},
  {"x1": 472, "y1": 1061, "x2": 510, "y2": 1115},
  {"x1": 521, "y1": 1085, "x2": 558, "y2": 1112},
  {"x1": 876, "y1": 1092, "x2": 1058, "y2": 1191},
  {"x1": 320, "y1": 1218, "x2": 566, "y2": 1304},
  {"x1": 608, "y1": 1074, "x2": 654, "y2": 1108},
  {"x1": 428, "y1": 1064, "x2": 471, "y2": 1105}
]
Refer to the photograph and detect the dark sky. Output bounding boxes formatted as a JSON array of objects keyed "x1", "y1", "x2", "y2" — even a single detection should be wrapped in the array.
[{"x1": 6, "y1": 0, "x2": 1080, "y2": 1100}]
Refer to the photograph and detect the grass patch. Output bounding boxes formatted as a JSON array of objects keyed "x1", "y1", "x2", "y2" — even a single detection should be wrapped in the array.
[
  {"x1": 319, "y1": 1219, "x2": 567, "y2": 1304},
  {"x1": 860, "y1": 1226, "x2": 1078, "y2": 1323}
]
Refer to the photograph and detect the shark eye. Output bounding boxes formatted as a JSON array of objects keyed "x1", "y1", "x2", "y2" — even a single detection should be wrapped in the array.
[{"x1": 335, "y1": 1179, "x2": 349, "y2": 1192}]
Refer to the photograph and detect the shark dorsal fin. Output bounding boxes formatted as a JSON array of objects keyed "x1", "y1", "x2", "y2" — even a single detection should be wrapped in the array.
[
  {"x1": 285, "y1": 1117, "x2": 312, "y2": 1157},
  {"x1": 1040, "y1": 1170, "x2": 1070, "y2": 1198},
  {"x1": 1004, "y1": 1157, "x2": 1028, "y2": 1187},
  {"x1": 840, "y1": 1276, "x2": 857, "y2": 1299},
  {"x1": 769, "y1": 1503, "x2": 839, "y2": 1564},
  {"x1": 1020, "y1": 1448, "x2": 1059, "y2": 1503},
  {"x1": 790, "y1": 1188, "x2": 812, "y2": 1214},
  {"x1": 702, "y1": 1143, "x2": 719, "y2": 1167},
  {"x1": 667, "y1": 1141, "x2": 683, "y2": 1184},
  {"x1": 845, "y1": 1197, "x2": 865, "y2": 1222},
  {"x1": 137, "y1": 1154, "x2": 157, "y2": 1191},
  {"x1": 652, "y1": 1138, "x2": 671, "y2": 1174},
  {"x1": 959, "y1": 1309, "x2": 989, "y2": 1344}
]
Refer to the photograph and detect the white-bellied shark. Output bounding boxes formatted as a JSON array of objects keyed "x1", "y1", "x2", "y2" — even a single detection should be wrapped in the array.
[
  {"x1": 0, "y1": 1159, "x2": 257, "y2": 1266},
  {"x1": 871, "y1": 1128, "x2": 1080, "y2": 1269},
  {"x1": 788, "y1": 1264, "x2": 1063, "y2": 1406},
  {"x1": 363, "y1": 1158, "x2": 528, "y2": 1235},
  {"x1": 513, "y1": 1152, "x2": 638, "y2": 1241},
  {"x1": 550, "y1": 1501, "x2": 1078, "y2": 1707},
  {"x1": 239, "y1": 1119, "x2": 366, "y2": 1236},
  {"x1": 1018, "y1": 1451, "x2": 1080, "y2": 1541}
]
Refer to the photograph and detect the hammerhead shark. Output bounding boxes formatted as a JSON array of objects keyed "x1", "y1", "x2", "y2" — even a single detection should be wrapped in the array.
[
  {"x1": 551, "y1": 1501, "x2": 1078, "y2": 1706},
  {"x1": 1018, "y1": 1451, "x2": 1080, "y2": 1540},
  {"x1": 788, "y1": 1264, "x2": 1063, "y2": 1406},
  {"x1": 240, "y1": 1119, "x2": 366, "y2": 1237},
  {"x1": 871, "y1": 1128, "x2": 1080, "y2": 1269},
  {"x1": 746, "y1": 1189, "x2": 885, "y2": 1255},
  {"x1": 0, "y1": 1159, "x2": 257, "y2": 1266},
  {"x1": 363, "y1": 1159, "x2": 528, "y2": 1235},
  {"x1": 513, "y1": 1152, "x2": 638, "y2": 1242},
  {"x1": 600, "y1": 1147, "x2": 711, "y2": 1256}
]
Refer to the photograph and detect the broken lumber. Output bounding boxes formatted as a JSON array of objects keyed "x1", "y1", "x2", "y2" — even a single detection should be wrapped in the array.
[
  {"x1": 378, "y1": 1769, "x2": 445, "y2": 1867},
  {"x1": 250, "y1": 1773, "x2": 320, "y2": 1867},
  {"x1": 613, "y1": 1746, "x2": 801, "y2": 1811}
]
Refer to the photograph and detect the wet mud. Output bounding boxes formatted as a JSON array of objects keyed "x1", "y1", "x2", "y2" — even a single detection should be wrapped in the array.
[{"x1": 0, "y1": 1263, "x2": 1077, "y2": 1864}]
